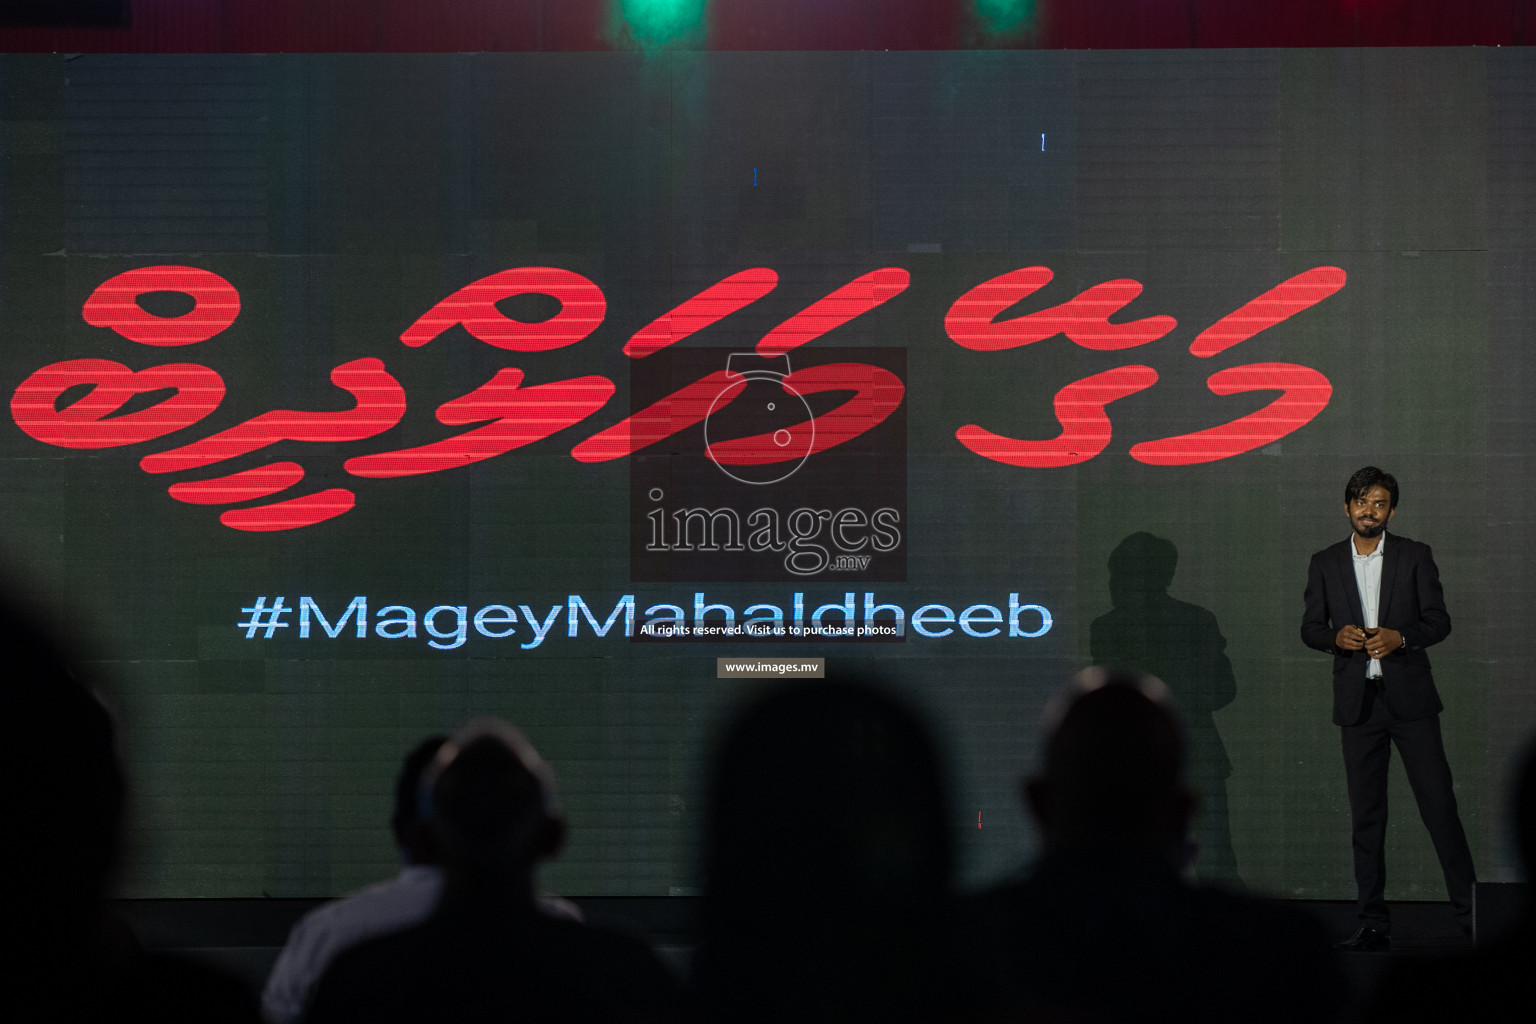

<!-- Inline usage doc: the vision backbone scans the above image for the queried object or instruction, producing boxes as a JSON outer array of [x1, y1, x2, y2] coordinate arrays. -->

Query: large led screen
[[1, 49, 1531, 899]]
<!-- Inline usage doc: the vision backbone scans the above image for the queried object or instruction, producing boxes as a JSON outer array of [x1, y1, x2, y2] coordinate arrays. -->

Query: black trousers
[[1340, 683, 1475, 931]]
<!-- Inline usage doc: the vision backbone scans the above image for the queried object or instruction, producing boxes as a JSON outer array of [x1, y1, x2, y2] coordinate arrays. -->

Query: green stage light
[[974, 0, 1036, 35], [616, 0, 708, 48]]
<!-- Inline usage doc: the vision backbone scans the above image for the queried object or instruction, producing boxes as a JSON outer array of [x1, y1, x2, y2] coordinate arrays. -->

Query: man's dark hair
[[1345, 466, 1399, 508]]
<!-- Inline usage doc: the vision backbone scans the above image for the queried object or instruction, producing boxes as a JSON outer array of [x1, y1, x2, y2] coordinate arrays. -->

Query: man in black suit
[[1301, 466, 1475, 950]]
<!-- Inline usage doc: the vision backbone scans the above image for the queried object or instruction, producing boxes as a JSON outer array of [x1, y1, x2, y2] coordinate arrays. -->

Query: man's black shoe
[[1336, 927, 1391, 952]]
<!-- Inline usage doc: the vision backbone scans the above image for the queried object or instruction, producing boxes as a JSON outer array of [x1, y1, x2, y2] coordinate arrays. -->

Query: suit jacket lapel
[[1378, 534, 1400, 626], [1335, 541, 1366, 627]]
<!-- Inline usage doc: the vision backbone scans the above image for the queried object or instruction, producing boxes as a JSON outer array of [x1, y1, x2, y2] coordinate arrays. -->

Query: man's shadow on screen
[[1089, 532, 1241, 884]]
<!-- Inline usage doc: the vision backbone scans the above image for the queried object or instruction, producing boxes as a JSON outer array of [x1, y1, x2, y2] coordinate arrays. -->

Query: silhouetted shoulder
[[135, 951, 263, 1023], [14, 947, 260, 1023], [309, 913, 682, 1024], [969, 856, 1346, 1024]]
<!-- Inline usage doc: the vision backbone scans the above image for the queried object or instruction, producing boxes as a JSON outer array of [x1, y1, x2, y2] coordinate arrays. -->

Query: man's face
[[1346, 484, 1395, 539]]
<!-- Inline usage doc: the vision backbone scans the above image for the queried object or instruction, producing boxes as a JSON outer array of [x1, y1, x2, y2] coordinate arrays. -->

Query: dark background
[[1, 46, 1532, 903], [1, 0, 1533, 51]]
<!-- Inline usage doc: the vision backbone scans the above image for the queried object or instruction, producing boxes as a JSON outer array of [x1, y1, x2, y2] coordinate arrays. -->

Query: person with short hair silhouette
[[2, 594, 258, 1022], [262, 733, 581, 1022], [971, 669, 1346, 1023], [691, 677, 972, 1024], [306, 718, 681, 1024]]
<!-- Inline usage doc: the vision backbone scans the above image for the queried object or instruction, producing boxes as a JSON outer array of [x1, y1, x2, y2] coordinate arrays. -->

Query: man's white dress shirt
[[1350, 531, 1385, 680]]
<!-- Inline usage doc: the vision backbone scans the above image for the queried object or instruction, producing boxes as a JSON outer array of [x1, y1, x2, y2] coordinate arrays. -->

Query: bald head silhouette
[[422, 719, 564, 883]]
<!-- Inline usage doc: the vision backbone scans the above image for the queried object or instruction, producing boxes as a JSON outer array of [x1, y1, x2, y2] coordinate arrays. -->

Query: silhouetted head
[[0, 597, 124, 931], [1107, 532, 1178, 604], [698, 677, 954, 1023], [391, 734, 448, 865], [1027, 668, 1193, 860], [420, 719, 564, 882], [704, 677, 952, 911]]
